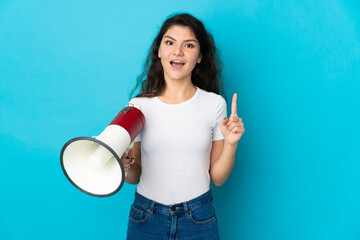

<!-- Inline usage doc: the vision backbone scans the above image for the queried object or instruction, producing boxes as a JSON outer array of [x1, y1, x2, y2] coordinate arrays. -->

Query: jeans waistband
[[134, 189, 214, 214]]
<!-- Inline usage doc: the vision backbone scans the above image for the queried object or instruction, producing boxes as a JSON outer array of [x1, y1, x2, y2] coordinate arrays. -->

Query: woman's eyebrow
[[163, 35, 198, 43]]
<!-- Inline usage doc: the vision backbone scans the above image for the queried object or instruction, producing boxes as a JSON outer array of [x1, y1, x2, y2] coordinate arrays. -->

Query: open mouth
[[170, 60, 185, 68]]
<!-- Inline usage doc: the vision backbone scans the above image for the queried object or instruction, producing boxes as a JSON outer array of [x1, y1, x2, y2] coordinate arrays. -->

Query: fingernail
[[224, 117, 228, 120]]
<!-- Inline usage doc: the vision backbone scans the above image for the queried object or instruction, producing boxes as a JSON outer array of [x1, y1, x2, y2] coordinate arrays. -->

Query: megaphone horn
[[60, 105, 145, 197]]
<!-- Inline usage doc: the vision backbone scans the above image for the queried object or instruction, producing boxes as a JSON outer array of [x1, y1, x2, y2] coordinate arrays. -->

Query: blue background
[[1, 0, 359, 239]]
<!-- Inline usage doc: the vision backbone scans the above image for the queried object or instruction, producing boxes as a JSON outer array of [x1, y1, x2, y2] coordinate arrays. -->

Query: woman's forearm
[[210, 141, 237, 186]]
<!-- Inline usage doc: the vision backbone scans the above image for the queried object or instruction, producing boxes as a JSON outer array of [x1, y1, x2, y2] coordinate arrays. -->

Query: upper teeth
[[173, 61, 182, 63]]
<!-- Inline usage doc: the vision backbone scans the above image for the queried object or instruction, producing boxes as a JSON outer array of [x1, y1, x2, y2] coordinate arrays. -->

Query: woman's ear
[[158, 49, 161, 58], [197, 53, 202, 64]]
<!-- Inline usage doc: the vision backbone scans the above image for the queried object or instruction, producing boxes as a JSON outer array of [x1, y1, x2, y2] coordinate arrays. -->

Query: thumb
[[220, 117, 229, 127]]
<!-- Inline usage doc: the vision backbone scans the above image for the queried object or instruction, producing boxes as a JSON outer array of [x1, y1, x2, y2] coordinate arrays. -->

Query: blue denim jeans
[[126, 189, 220, 240]]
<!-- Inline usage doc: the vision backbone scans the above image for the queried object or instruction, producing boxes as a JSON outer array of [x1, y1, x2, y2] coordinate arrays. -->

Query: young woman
[[122, 13, 245, 240]]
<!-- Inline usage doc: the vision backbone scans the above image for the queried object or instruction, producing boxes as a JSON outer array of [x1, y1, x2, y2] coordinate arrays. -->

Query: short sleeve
[[213, 96, 227, 141], [133, 134, 141, 142]]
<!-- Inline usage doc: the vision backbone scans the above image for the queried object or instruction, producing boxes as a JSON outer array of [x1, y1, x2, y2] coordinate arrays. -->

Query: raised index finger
[[231, 92, 237, 116]]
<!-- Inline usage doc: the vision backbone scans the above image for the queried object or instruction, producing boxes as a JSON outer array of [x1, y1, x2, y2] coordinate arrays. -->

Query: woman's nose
[[173, 44, 184, 56]]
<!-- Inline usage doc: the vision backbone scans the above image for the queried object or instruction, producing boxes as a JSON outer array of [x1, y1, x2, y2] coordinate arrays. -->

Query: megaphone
[[60, 105, 145, 197]]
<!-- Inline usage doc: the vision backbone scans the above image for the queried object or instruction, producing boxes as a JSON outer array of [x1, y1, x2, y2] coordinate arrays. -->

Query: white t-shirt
[[129, 87, 227, 205]]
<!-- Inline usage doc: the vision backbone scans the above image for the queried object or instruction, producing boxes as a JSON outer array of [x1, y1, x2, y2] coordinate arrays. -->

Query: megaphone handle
[[125, 142, 134, 154], [124, 142, 135, 177]]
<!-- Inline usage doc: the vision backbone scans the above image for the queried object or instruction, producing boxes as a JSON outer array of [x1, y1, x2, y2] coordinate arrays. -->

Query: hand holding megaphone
[[121, 142, 135, 176], [60, 105, 145, 197]]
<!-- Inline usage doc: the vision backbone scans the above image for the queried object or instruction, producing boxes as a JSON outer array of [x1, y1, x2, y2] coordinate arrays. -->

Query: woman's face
[[158, 25, 202, 84]]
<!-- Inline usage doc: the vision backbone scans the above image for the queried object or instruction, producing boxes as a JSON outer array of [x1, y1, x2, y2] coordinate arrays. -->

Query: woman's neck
[[158, 81, 197, 104]]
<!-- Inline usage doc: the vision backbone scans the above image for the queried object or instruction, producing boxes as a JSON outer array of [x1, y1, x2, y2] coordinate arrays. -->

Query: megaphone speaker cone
[[60, 137, 125, 197]]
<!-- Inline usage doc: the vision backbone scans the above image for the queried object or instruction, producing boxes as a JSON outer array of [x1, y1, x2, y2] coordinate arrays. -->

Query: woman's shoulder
[[129, 96, 154, 105], [197, 87, 226, 105]]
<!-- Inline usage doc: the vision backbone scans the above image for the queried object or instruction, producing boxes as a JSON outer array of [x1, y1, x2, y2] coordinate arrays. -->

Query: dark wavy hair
[[130, 13, 224, 98]]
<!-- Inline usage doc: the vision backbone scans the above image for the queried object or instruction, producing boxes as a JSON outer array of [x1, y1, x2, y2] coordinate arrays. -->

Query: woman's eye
[[185, 44, 194, 48], [165, 40, 173, 45]]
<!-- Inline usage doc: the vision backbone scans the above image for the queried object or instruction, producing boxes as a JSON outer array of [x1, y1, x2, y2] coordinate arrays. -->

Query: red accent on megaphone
[[109, 106, 145, 142]]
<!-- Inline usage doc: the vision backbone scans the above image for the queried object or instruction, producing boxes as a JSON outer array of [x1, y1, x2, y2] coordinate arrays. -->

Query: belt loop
[[148, 201, 155, 215], [210, 187, 214, 201], [183, 202, 189, 216]]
